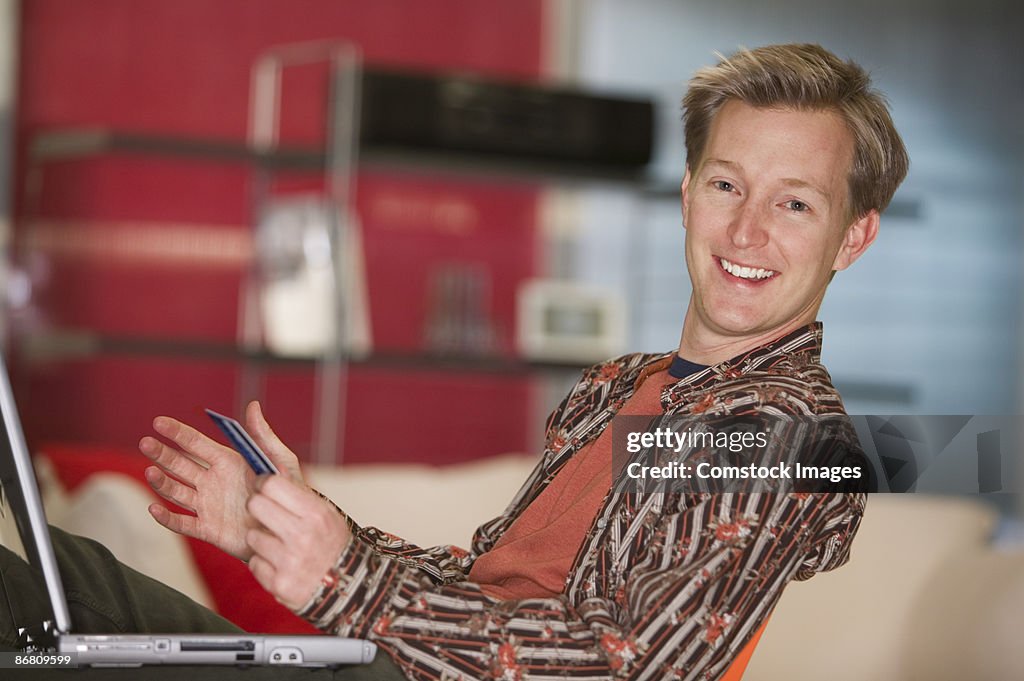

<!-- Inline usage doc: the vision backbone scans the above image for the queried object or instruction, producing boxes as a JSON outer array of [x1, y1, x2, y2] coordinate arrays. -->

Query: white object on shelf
[[258, 196, 371, 358], [517, 278, 625, 363]]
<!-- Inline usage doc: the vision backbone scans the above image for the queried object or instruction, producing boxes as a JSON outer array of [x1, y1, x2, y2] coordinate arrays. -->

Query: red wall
[[18, 0, 543, 136], [13, 0, 546, 464]]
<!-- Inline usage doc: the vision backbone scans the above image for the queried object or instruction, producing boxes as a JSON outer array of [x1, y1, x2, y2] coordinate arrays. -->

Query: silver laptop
[[0, 359, 376, 668]]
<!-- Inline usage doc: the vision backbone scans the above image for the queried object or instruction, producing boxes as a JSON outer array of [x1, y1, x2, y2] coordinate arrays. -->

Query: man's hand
[[245, 475, 353, 611], [139, 400, 304, 561]]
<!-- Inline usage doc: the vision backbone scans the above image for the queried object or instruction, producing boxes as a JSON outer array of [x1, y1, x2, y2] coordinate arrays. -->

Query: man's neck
[[676, 307, 817, 366]]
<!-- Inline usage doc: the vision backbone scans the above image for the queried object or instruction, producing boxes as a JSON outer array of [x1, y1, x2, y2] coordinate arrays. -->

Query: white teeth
[[719, 257, 776, 280]]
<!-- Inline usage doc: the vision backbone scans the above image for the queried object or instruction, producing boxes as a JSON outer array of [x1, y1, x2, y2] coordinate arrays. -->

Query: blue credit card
[[205, 409, 279, 475]]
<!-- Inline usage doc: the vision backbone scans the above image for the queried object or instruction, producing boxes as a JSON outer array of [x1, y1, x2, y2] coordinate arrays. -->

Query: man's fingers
[[144, 466, 197, 512], [148, 503, 200, 539], [247, 528, 326, 610], [248, 554, 276, 594], [152, 416, 232, 465], [245, 401, 286, 453], [255, 475, 320, 517], [139, 435, 207, 485], [246, 528, 286, 568], [243, 478, 353, 610], [245, 401, 301, 479], [246, 489, 302, 539]]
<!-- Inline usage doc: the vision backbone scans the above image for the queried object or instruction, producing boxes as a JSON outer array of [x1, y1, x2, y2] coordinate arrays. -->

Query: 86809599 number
[[2, 653, 77, 668]]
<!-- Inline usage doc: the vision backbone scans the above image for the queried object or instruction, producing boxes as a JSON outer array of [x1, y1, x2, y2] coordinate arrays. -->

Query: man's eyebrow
[[701, 158, 739, 172], [780, 178, 832, 202]]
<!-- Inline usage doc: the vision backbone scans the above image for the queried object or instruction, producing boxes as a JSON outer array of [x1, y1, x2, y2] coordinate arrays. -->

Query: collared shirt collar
[[632, 322, 825, 400]]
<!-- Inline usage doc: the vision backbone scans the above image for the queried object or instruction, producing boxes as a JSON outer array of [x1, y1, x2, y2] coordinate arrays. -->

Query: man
[[6, 43, 909, 680], [141, 43, 907, 679]]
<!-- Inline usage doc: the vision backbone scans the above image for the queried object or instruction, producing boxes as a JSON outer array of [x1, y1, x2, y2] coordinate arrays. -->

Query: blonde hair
[[683, 44, 909, 218]]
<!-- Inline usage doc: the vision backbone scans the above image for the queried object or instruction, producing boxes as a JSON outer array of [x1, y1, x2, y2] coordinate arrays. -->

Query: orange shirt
[[468, 368, 677, 600]]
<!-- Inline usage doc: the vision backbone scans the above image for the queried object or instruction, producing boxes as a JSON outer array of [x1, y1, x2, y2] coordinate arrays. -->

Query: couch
[[37, 448, 1024, 680]]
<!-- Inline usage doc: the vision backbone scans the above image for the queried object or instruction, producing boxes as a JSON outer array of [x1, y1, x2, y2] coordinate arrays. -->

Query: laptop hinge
[[17, 619, 58, 652], [2, 565, 58, 652]]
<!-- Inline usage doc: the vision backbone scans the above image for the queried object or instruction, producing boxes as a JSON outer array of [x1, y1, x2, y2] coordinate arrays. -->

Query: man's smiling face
[[680, 100, 879, 356]]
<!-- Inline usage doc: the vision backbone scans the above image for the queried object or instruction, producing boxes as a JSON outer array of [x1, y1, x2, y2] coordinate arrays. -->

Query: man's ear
[[680, 166, 693, 228], [832, 209, 880, 272]]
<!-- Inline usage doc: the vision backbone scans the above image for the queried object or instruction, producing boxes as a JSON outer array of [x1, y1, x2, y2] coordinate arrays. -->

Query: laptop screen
[[0, 358, 73, 635]]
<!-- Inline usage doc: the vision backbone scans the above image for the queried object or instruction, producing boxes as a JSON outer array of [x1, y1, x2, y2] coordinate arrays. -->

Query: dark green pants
[[0, 526, 406, 680]]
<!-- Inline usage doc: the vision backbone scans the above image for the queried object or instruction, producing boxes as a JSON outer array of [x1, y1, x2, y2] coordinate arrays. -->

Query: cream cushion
[[744, 495, 1010, 680], [306, 454, 539, 548]]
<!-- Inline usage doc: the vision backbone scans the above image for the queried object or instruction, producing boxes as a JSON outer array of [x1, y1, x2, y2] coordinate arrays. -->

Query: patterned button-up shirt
[[298, 323, 865, 680]]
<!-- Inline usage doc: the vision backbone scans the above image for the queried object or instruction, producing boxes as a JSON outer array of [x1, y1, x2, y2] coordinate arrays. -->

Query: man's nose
[[727, 201, 769, 249]]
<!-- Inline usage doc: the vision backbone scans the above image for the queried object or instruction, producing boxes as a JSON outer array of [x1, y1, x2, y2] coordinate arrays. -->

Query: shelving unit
[[20, 124, 660, 381]]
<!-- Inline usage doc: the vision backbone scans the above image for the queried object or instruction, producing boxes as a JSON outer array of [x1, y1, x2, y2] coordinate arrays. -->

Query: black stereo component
[[359, 69, 654, 170]]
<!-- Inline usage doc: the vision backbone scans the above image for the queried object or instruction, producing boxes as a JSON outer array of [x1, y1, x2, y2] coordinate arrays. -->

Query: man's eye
[[713, 180, 735, 192], [785, 200, 810, 212]]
